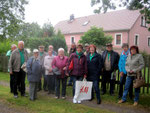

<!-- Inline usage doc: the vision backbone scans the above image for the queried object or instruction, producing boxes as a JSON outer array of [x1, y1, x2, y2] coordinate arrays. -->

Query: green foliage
[[0, 0, 28, 39], [79, 27, 113, 47], [91, 0, 150, 31], [25, 36, 67, 52], [0, 39, 17, 54]]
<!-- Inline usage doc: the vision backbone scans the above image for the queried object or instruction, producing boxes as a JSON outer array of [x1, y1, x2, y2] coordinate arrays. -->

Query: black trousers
[[102, 71, 115, 94], [118, 74, 133, 98], [46, 75, 55, 94], [55, 77, 67, 97], [10, 74, 14, 93], [13, 69, 26, 95]]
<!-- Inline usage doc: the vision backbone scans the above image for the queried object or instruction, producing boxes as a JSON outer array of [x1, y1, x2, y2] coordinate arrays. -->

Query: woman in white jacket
[[44, 49, 55, 94]]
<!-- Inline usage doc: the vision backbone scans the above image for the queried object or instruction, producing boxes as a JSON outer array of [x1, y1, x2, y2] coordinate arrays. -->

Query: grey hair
[[11, 44, 17, 48], [18, 41, 24, 45], [58, 48, 64, 52]]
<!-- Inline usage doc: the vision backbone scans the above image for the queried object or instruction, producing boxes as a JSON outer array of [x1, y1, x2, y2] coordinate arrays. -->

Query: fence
[[0, 55, 150, 94]]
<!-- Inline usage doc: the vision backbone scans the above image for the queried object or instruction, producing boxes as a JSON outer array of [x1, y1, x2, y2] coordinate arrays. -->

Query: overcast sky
[[25, 0, 125, 27]]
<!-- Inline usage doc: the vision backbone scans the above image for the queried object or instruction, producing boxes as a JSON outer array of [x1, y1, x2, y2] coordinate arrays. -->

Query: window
[[148, 37, 150, 47], [141, 16, 147, 27], [134, 34, 139, 46], [115, 34, 122, 45], [71, 36, 75, 44], [82, 21, 89, 26]]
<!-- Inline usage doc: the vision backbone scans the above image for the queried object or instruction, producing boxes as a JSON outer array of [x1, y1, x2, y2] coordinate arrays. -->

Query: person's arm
[[98, 54, 103, 74], [8, 52, 14, 74], [132, 54, 145, 73], [84, 56, 88, 78], [125, 56, 130, 73], [52, 57, 56, 69], [26, 58, 32, 75], [44, 57, 50, 70], [118, 54, 123, 72]]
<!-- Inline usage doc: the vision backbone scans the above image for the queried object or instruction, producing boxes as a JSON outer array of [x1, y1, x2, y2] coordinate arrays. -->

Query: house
[[55, 9, 150, 54]]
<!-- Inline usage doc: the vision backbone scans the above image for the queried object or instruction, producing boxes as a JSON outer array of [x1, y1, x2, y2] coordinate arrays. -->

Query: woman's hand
[[120, 72, 124, 77], [63, 67, 66, 70]]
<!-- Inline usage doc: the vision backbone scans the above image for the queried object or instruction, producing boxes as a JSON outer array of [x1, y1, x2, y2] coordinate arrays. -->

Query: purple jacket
[[68, 52, 87, 77], [52, 56, 68, 78]]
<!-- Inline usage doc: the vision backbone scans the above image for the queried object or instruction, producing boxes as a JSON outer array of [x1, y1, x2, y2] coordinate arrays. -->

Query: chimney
[[70, 14, 74, 21]]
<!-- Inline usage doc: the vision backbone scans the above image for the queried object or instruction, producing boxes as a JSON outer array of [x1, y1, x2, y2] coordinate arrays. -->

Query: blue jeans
[[122, 76, 140, 102], [72, 76, 83, 96]]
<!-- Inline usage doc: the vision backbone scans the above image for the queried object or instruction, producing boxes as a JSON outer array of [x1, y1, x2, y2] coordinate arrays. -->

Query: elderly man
[[6, 44, 17, 93], [84, 43, 90, 56], [37, 45, 48, 91], [101, 43, 119, 96], [9, 41, 28, 98], [49, 45, 57, 56]]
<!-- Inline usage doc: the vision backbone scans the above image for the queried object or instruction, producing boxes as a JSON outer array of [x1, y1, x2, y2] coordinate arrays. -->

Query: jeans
[[122, 76, 140, 102], [55, 77, 67, 97], [72, 76, 83, 96], [13, 69, 26, 95], [102, 71, 114, 94], [119, 74, 133, 98], [29, 82, 38, 100], [88, 79, 101, 101], [46, 75, 55, 93], [68, 76, 73, 85]]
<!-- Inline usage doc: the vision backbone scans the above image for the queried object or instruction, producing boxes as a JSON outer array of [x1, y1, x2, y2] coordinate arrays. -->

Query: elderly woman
[[27, 49, 42, 101], [118, 46, 144, 106], [52, 48, 68, 99], [68, 44, 87, 104], [87, 45, 103, 104], [44, 49, 55, 94]]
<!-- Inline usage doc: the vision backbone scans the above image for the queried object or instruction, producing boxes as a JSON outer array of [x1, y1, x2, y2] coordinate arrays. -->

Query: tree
[[91, 0, 150, 30], [79, 27, 113, 47], [0, 0, 28, 40], [42, 21, 55, 37]]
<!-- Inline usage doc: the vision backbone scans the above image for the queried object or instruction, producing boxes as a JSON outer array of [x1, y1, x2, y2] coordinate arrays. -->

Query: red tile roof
[[55, 9, 140, 34]]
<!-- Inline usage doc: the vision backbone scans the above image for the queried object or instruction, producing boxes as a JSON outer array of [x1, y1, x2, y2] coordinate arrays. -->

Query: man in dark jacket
[[67, 43, 76, 86], [101, 43, 119, 95]]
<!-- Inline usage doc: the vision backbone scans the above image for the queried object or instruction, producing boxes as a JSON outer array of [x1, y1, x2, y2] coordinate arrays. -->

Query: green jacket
[[9, 48, 28, 72], [125, 54, 144, 76]]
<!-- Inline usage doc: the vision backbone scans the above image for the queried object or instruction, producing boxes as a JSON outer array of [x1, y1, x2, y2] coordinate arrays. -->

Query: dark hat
[[106, 43, 113, 46], [39, 45, 45, 48]]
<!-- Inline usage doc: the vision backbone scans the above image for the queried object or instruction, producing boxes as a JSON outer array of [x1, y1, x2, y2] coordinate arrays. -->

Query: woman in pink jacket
[[52, 48, 68, 99]]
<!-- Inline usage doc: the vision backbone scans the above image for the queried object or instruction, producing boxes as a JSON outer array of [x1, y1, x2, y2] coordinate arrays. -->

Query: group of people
[[7, 40, 144, 106]]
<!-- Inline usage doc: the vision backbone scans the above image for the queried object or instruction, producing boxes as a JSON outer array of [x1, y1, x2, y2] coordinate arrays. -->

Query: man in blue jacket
[[118, 43, 133, 99]]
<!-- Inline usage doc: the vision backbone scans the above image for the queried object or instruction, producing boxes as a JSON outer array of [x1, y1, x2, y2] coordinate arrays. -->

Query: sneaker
[[21, 94, 28, 97], [55, 96, 59, 99], [133, 102, 138, 106], [118, 100, 125, 104], [62, 96, 66, 99], [77, 100, 81, 104], [14, 95, 18, 98], [73, 98, 77, 104]]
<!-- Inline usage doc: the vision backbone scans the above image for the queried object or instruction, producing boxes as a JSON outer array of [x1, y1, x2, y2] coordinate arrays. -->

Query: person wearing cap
[[37, 45, 48, 91], [118, 43, 133, 99], [118, 46, 144, 106], [27, 49, 42, 101], [6, 44, 17, 93], [84, 43, 90, 56], [67, 44, 87, 104], [67, 43, 76, 86], [9, 41, 28, 98], [101, 43, 119, 96]]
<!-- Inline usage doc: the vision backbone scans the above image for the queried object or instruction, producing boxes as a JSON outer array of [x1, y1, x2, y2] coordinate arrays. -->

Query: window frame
[[134, 34, 139, 46], [148, 36, 150, 47], [70, 36, 75, 44], [115, 33, 122, 46]]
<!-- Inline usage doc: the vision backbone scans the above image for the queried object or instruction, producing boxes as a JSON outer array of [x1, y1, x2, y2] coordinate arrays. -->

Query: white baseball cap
[[33, 49, 39, 53]]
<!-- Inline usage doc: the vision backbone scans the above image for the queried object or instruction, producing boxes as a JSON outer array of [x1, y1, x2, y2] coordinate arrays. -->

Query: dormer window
[[82, 21, 89, 26], [141, 16, 147, 27]]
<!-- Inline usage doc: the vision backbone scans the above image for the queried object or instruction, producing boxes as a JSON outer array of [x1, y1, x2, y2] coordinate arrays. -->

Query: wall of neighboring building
[[129, 15, 150, 54]]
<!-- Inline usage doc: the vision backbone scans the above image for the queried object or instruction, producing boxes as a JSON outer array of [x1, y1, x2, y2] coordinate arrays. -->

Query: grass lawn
[[0, 72, 150, 113]]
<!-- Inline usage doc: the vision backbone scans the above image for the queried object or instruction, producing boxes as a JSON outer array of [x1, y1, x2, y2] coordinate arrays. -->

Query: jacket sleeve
[[27, 58, 32, 75], [84, 56, 88, 75], [114, 52, 119, 70], [132, 54, 145, 73], [44, 57, 50, 70], [98, 54, 103, 74], [118, 54, 123, 72], [66, 54, 73, 70], [125, 56, 130, 72], [8, 52, 14, 73], [52, 57, 56, 69]]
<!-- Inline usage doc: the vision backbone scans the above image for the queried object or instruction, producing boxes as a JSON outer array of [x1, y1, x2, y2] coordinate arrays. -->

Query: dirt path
[[0, 81, 150, 113]]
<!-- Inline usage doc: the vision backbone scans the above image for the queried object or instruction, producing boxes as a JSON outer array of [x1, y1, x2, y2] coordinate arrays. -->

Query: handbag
[[52, 67, 61, 76], [133, 72, 146, 88]]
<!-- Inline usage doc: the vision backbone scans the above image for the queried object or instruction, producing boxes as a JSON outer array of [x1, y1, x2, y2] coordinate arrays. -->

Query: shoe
[[97, 99, 101, 104], [21, 94, 28, 97], [14, 95, 18, 98], [118, 100, 125, 104], [62, 96, 66, 99], [133, 102, 138, 106], [55, 96, 59, 99], [102, 92, 106, 95], [73, 98, 77, 104], [78, 100, 81, 104]]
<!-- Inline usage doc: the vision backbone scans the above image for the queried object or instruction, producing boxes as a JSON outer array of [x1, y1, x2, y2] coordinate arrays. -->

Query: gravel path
[[0, 81, 150, 113]]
